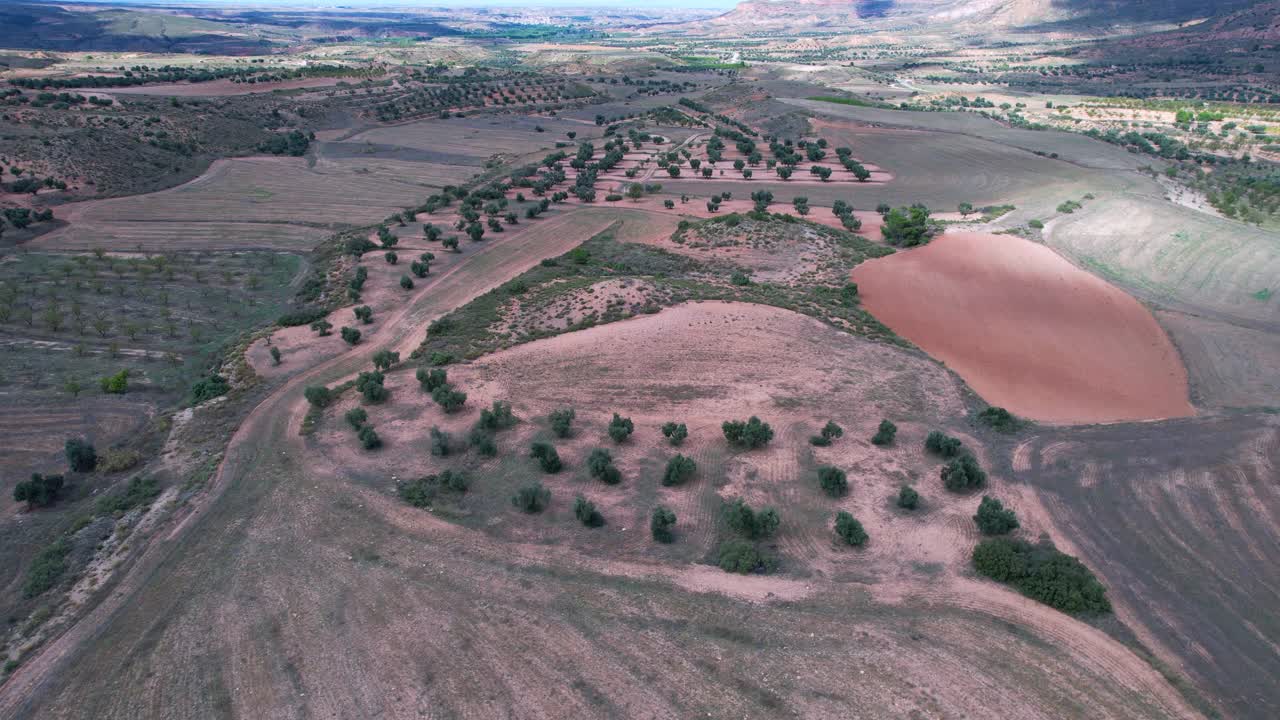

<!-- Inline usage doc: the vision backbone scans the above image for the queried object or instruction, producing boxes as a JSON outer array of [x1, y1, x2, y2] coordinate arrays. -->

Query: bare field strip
[[854, 232, 1192, 423], [347, 116, 591, 157], [1020, 416, 1280, 720]]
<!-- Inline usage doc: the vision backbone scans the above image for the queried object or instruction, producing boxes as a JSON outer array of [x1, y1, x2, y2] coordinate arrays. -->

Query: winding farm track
[[0, 207, 623, 717]]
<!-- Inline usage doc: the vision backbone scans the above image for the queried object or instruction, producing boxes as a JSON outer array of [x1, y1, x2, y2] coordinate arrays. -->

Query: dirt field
[[853, 231, 1193, 423], [1017, 415, 1280, 720], [32, 156, 434, 252]]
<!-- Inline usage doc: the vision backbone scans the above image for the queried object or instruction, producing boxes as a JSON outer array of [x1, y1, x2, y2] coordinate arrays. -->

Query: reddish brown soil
[[853, 232, 1193, 424]]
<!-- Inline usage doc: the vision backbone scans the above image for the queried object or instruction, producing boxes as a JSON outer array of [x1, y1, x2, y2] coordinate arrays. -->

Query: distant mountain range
[[707, 0, 1269, 31]]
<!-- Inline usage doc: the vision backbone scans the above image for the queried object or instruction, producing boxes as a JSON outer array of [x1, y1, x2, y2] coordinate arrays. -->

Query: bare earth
[[853, 231, 1194, 423]]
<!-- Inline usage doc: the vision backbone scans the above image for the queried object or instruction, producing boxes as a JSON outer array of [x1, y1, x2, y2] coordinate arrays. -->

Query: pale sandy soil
[[853, 231, 1194, 424]]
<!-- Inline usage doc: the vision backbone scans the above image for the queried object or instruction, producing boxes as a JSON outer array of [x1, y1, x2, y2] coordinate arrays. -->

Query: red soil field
[[852, 232, 1193, 424]]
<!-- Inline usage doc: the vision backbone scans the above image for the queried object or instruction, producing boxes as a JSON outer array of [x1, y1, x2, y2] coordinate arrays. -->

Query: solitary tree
[[662, 454, 696, 487], [549, 407, 575, 437], [723, 416, 774, 449], [834, 511, 868, 546], [574, 495, 605, 527], [897, 485, 920, 510], [529, 442, 563, 473], [817, 466, 849, 497], [974, 496, 1019, 535], [871, 420, 897, 446], [607, 413, 634, 443], [661, 421, 688, 446], [651, 505, 677, 543], [512, 482, 551, 513]]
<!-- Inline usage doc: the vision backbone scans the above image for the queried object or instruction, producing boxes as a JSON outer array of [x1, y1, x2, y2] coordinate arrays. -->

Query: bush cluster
[[973, 537, 1111, 614], [723, 416, 774, 449]]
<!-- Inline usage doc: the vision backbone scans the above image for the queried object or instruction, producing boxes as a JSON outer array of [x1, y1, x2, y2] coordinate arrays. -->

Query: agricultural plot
[[1044, 190, 1280, 326], [347, 115, 594, 159], [853, 231, 1193, 424], [785, 99, 1158, 172], [33, 157, 432, 252], [0, 249, 302, 461], [1017, 416, 1280, 720]]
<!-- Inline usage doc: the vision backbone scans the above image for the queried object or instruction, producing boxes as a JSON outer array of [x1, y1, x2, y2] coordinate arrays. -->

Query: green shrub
[[304, 385, 332, 407], [651, 505, 677, 543], [65, 437, 97, 472], [897, 485, 920, 510], [476, 401, 516, 431], [372, 349, 400, 371], [809, 420, 843, 446], [974, 496, 1019, 535], [871, 419, 897, 446], [469, 427, 497, 457], [14, 473, 64, 509], [512, 482, 551, 513], [98, 449, 140, 473], [723, 416, 774, 449], [417, 367, 447, 391], [431, 384, 467, 412], [583, 447, 620, 484], [95, 475, 160, 515], [345, 407, 368, 429], [925, 430, 963, 457], [607, 413, 634, 443], [356, 371, 389, 404], [941, 453, 987, 492], [574, 495, 605, 527], [661, 421, 688, 446], [340, 326, 362, 345], [399, 470, 468, 507], [549, 407, 575, 438], [358, 424, 382, 450], [973, 537, 1110, 614], [1028, 219, 1044, 229], [717, 539, 776, 574], [22, 538, 71, 598], [723, 498, 780, 539], [834, 511, 868, 546], [529, 442, 562, 473], [277, 308, 328, 327], [430, 427, 451, 457], [977, 406, 1021, 433], [100, 369, 129, 394], [189, 375, 230, 403], [817, 466, 848, 497], [662, 454, 697, 487]]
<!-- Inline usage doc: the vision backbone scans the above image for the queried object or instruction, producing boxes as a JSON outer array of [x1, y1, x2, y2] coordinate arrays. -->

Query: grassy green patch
[[1253, 288, 1273, 301], [807, 95, 878, 108]]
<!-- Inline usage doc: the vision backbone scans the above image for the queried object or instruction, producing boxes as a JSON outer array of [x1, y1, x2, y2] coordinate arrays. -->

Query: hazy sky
[[111, 0, 738, 9]]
